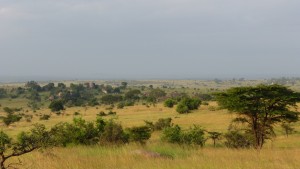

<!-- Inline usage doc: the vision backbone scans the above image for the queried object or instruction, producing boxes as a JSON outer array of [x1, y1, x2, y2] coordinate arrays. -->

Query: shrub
[[101, 95, 123, 105], [124, 101, 134, 106], [100, 120, 129, 144], [176, 104, 189, 114], [162, 125, 206, 146], [164, 99, 176, 108], [162, 125, 182, 143], [97, 111, 106, 116], [117, 102, 125, 109], [107, 111, 116, 116], [40, 114, 51, 120], [2, 114, 22, 126], [181, 125, 206, 146], [50, 118, 99, 146], [88, 98, 99, 106], [3, 107, 13, 114], [117, 101, 134, 109], [176, 98, 201, 114], [155, 118, 172, 130], [74, 112, 80, 116], [49, 100, 64, 112], [145, 118, 173, 131], [224, 130, 252, 149], [127, 126, 151, 144]]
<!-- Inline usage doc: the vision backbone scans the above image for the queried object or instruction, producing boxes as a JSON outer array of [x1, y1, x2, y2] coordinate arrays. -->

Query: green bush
[[3, 107, 13, 114], [181, 125, 206, 146], [117, 101, 135, 109], [162, 125, 206, 146], [49, 100, 64, 112], [2, 114, 22, 126], [162, 125, 182, 143], [50, 118, 99, 146], [176, 98, 201, 114], [176, 104, 189, 114], [164, 99, 177, 108], [224, 130, 252, 149], [127, 126, 151, 144], [145, 118, 173, 131], [100, 120, 129, 144], [117, 102, 125, 109]]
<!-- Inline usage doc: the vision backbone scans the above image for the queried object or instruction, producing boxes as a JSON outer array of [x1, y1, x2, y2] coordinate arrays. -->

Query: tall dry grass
[[15, 144, 300, 169]]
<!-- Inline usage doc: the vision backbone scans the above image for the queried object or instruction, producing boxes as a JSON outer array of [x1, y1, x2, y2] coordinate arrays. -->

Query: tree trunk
[[0, 159, 5, 169]]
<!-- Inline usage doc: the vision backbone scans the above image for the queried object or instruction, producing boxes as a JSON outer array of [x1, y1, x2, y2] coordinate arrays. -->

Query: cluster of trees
[[0, 81, 217, 114]]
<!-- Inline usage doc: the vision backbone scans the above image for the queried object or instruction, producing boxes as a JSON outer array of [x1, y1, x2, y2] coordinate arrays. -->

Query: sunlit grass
[[1, 99, 300, 169], [15, 144, 300, 169]]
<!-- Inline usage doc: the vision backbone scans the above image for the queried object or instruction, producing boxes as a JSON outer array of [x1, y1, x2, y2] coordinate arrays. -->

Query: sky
[[0, 0, 300, 81]]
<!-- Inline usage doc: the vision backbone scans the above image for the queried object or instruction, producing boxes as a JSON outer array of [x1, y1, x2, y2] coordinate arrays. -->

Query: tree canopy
[[215, 84, 300, 149]]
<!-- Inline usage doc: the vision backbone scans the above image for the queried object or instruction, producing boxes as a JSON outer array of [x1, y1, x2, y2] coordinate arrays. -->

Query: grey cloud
[[0, 0, 300, 80]]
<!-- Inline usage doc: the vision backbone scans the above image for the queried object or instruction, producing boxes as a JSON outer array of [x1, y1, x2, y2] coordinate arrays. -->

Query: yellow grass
[[13, 144, 300, 169], [1, 101, 300, 169]]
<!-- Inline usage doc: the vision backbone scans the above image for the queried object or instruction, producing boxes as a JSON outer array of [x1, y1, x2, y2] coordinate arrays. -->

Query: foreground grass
[[14, 144, 300, 169], [1, 102, 300, 169]]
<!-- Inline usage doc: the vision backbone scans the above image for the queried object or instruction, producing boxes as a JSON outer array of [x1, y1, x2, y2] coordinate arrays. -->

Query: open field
[[1, 80, 300, 169], [1, 102, 300, 169], [15, 144, 300, 169]]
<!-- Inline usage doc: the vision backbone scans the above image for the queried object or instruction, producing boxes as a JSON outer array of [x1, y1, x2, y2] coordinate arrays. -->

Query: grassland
[[1, 79, 300, 169], [1, 102, 300, 169]]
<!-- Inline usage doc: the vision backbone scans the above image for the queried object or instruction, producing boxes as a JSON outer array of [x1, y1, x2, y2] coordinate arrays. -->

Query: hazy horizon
[[1, 0, 300, 81]]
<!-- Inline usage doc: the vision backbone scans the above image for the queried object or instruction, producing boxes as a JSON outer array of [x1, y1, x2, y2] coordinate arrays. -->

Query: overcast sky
[[0, 0, 300, 81]]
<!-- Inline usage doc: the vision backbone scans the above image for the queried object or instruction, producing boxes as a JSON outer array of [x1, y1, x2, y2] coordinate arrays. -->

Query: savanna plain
[[0, 79, 300, 169]]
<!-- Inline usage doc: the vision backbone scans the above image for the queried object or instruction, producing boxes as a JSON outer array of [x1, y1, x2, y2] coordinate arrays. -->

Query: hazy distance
[[1, 0, 300, 82]]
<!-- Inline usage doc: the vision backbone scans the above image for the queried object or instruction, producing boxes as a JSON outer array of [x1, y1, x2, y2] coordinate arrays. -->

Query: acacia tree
[[215, 84, 300, 149], [208, 131, 222, 147], [0, 124, 52, 169]]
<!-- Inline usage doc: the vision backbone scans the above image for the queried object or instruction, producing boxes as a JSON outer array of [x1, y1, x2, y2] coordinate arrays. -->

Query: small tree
[[121, 82, 128, 89], [208, 131, 222, 147], [49, 100, 64, 112], [0, 124, 52, 169], [281, 123, 295, 138]]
